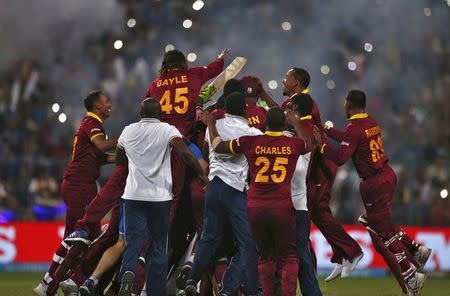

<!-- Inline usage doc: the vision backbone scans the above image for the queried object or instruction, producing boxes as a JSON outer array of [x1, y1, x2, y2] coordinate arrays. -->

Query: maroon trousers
[[308, 159, 362, 264], [248, 206, 298, 296], [360, 166, 415, 275]]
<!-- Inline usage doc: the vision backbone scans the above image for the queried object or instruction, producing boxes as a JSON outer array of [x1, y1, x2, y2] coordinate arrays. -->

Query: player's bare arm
[[115, 147, 128, 167], [170, 137, 207, 184], [92, 135, 118, 152], [286, 110, 313, 152]]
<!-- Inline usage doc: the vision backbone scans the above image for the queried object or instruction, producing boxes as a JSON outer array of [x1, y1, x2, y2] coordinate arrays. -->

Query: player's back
[[146, 59, 224, 139], [64, 115, 105, 183], [246, 102, 267, 132], [239, 133, 306, 208], [350, 115, 389, 178]]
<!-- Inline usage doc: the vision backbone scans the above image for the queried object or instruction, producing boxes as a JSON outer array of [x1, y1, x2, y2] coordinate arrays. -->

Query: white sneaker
[[325, 263, 343, 282], [60, 278, 79, 296], [33, 282, 58, 296], [341, 253, 364, 278], [407, 272, 426, 296]]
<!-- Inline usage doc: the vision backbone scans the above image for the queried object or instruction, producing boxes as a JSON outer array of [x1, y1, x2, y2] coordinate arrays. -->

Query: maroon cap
[[239, 75, 262, 98]]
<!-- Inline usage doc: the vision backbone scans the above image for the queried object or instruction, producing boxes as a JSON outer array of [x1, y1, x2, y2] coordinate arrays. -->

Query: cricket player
[[259, 68, 363, 280], [33, 90, 117, 296], [316, 90, 431, 296], [203, 106, 313, 296]]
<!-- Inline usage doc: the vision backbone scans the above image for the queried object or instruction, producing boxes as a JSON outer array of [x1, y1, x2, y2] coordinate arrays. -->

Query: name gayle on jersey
[[156, 75, 188, 87], [255, 145, 292, 155]]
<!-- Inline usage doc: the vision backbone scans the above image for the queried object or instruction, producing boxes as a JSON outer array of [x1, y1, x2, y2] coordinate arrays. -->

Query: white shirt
[[206, 114, 262, 192], [118, 118, 182, 202], [285, 131, 310, 211]]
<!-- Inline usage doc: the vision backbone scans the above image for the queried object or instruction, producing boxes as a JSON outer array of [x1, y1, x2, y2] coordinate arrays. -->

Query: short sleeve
[[117, 126, 128, 149], [166, 125, 183, 142], [84, 119, 105, 142], [231, 136, 250, 154]]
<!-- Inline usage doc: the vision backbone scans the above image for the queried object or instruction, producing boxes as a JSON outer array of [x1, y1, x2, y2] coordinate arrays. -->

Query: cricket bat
[[199, 56, 247, 108]]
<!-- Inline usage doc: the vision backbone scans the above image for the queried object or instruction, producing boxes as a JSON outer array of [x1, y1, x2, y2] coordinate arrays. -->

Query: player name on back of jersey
[[364, 125, 381, 138], [255, 145, 292, 155], [156, 75, 188, 87]]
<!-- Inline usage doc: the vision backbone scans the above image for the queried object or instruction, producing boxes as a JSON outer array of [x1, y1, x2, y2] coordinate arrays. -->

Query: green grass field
[[1, 272, 448, 296]]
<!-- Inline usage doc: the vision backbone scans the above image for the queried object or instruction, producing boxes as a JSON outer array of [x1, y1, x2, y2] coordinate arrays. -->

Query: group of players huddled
[[33, 49, 431, 296]]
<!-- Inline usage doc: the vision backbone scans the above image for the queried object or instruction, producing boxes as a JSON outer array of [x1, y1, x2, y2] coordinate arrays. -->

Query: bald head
[[140, 97, 161, 119]]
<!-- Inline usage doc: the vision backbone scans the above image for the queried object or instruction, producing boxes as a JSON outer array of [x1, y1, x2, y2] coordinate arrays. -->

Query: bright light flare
[[114, 40, 123, 50], [58, 113, 67, 123], [187, 52, 197, 62], [441, 189, 448, 199], [281, 21, 292, 31], [192, 0, 204, 10], [127, 18, 136, 28], [348, 61, 357, 71], [268, 80, 278, 90], [52, 103, 60, 113], [327, 80, 335, 89], [320, 65, 330, 75], [183, 19, 193, 29]]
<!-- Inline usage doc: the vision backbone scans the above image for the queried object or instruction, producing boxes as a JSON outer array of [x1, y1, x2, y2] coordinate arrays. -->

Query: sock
[[89, 276, 99, 286]]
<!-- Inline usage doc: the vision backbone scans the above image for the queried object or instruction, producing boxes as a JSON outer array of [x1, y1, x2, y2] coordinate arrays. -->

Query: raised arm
[[325, 126, 346, 142], [314, 125, 359, 166]]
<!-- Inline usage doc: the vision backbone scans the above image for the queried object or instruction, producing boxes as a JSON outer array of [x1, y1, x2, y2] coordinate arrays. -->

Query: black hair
[[346, 90, 366, 109], [84, 90, 102, 111], [160, 50, 187, 76], [225, 92, 246, 116], [266, 107, 286, 131], [292, 67, 310, 88], [140, 97, 161, 119], [291, 93, 314, 117], [216, 79, 245, 109]]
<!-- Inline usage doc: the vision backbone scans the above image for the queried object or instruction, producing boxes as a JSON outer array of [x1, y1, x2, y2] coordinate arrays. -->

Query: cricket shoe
[[79, 278, 97, 296], [64, 230, 90, 245], [406, 272, 426, 296], [118, 271, 135, 296], [60, 278, 79, 296], [184, 279, 198, 296], [325, 263, 343, 282], [32, 282, 58, 296], [341, 252, 364, 278], [413, 246, 432, 271]]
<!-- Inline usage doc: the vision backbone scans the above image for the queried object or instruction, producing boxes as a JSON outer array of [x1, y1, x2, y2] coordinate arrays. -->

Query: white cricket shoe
[[60, 278, 79, 296], [341, 253, 364, 278], [406, 272, 426, 296], [325, 263, 343, 282], [413, 246, 432, 271], [33, 282, 58, 296]]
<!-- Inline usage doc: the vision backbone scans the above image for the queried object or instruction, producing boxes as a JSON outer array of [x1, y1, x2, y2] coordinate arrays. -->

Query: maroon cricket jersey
[[146, 58, 224, 139], [64, 112, 105, 183], [323, 113, 389, 179], [281, 95, 322, 129], [246, 101, 267, 132], [231, 132, 308, 208]]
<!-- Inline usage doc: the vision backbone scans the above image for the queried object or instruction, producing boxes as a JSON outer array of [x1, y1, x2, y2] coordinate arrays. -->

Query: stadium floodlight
[[114, 40, 123, 50], [268, 80, 278, 90], [187, 52, 197, 62], [348, 61, 357, 71], [441, 189, 448, 199], [52, 103, 60, 113], [424, 8, 432, 17], [281, 21, 292, 31], [192, 0, 204, 11], [320, 65, 330, 75], [183, 19, 193, 29], [58, 113, 67, 123], [364, 42, 373, 52], [127, 18, 136, 28], [327, 80, 335, 89], [165, 44, 175, 52]]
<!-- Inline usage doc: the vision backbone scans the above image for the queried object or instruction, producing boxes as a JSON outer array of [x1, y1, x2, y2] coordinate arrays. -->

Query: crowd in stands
[[0, 0, 448, 225]]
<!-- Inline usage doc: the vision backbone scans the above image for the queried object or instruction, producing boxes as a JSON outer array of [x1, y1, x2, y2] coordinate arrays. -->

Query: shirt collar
[[87, 112, 102, 123], [265, 131, 284, 136], [140, 118, 161, 123], [348, 113, 368, 120]]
